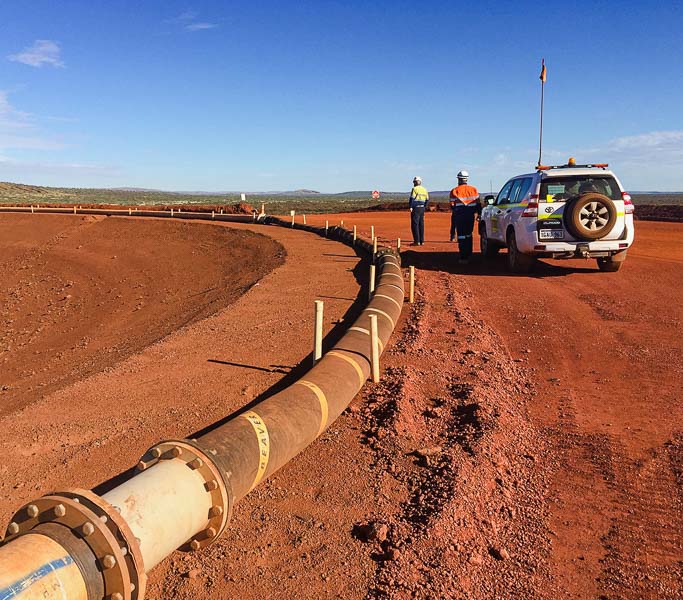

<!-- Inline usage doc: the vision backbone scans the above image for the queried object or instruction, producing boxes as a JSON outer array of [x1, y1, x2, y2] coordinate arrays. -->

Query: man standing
[[409, 176, 429, 246], [449, 170, 480, 262]]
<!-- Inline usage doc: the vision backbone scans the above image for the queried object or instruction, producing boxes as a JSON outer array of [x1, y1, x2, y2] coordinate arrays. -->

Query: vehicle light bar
[[536, 163, 609, 170]]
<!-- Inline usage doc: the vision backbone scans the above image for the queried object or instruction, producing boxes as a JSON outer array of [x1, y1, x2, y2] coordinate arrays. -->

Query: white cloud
[[0, 90, 31, 129], [8, 40, 64, 68], [186, 22, 218, 31], [166, 11, 218, 31], [605, 130, 683, 168], [0, 90, 65, 152]]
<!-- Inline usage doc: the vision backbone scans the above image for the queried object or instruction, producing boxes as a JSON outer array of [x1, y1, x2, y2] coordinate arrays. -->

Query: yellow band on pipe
[[241, 411, 270, 490], [373, 293, 402, 309], [348, 327, 384, 352], [364, 307, 395, 328], [327, 351, 365, 387], [295, 380, 328, 437]]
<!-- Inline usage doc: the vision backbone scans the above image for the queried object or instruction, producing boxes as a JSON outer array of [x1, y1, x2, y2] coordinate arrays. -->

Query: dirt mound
[[634, 204, 683, 222], [360, 202, 450, 213], [0, 201, 256, 214], [0, 214, 283, 413]]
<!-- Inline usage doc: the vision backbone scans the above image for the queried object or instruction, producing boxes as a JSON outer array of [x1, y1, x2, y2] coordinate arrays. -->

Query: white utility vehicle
[[479, 160, 635, 273]]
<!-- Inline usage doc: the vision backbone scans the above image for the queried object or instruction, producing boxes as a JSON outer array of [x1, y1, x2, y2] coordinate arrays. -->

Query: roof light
[[567, 157, 576, 166]]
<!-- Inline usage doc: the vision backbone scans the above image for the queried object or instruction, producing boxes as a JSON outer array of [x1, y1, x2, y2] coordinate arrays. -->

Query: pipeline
[[0, 204, 258, 223], [0, 212, 405, 600]]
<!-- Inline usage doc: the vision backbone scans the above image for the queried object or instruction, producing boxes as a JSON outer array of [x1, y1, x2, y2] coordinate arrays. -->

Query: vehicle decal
[[538, 211, 563, 220]]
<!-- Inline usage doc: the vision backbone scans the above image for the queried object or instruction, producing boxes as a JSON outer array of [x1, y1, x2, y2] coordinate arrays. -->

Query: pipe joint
[[2, 489, 146, 600], [136, 439, 233, 552]]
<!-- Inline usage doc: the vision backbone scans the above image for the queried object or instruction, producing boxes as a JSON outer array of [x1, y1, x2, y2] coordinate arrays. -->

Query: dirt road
[[1, 211, 681, 599]]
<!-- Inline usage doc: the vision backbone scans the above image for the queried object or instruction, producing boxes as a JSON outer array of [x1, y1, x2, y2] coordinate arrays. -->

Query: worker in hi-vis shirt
[[449, 170, 480, 263], [409, 176, 429, 245]]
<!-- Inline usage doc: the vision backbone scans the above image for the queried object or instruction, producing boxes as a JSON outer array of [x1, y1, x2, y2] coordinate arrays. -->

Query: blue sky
[[1, 0, 682, 192]]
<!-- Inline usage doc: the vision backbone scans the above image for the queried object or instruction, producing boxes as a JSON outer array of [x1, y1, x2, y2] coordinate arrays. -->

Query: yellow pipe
[[0, 533, 87, 600]]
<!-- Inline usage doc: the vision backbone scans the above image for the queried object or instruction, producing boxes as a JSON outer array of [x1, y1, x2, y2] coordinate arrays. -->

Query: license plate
[[539, 229, 564, 240]]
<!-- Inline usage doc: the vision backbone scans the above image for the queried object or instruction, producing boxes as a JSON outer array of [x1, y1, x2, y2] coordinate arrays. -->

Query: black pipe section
[[194, 218, 404, 502]]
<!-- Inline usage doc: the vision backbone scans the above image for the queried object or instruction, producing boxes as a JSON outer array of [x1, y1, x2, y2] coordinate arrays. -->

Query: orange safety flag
[[539, 58, 547, 83]]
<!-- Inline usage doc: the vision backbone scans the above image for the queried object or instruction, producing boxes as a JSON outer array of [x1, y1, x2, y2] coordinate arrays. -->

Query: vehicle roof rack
[[536, 163, 609, 171]]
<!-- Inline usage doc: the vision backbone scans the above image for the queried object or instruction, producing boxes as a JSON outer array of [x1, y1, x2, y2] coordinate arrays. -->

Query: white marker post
[[171, 208, 174, 217], [31, 205, 34, 214], [369, 264, 376, 301], [353, 225, 357, 245], [313, 300, 324, 366], [220, 208, 224, 214], [371, 225, 375, 240], [128, 208, 132, 215], [261, 203, 265, 216], [369, 314, 380, 383], [340, 220, 344, 229], [397, 237, 401, 250], [212, 210, 215, 219], [325, 220, 329, 236], [409, 266, 415, 304], [241, 193, 246, 203], [303, 214, 307, 225], [373, 236, 378, 262], [290, 210, 296, 227], [73, 206, 77, 214]]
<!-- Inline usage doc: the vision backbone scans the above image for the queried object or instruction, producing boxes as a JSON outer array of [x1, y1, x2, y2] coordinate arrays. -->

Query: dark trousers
[[450, 210, 457, 240], [453, 205, 478, 258], [410, 206, 425, 244]]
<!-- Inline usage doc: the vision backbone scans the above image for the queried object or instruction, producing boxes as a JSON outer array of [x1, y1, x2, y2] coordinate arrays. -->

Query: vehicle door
[[538, 175, 625, 242], [504, 177, 534, 239], [489, 180, 514, 243], [498, 178, 529, 237]]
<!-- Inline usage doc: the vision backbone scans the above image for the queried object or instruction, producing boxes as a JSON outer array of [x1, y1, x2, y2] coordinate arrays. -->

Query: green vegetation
[[1, 182, 681, 215]]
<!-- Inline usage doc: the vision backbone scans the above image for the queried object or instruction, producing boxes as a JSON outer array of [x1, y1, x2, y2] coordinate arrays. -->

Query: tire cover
[[565, 193, 617, 240]]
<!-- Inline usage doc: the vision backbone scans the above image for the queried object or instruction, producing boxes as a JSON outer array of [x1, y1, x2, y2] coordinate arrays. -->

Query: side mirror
[[485, 195, 495, 205]]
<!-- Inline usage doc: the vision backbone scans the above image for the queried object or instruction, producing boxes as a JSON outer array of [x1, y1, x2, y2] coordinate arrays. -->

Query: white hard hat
[[413, 176, 422, 185], [457, 170, 469, 180]]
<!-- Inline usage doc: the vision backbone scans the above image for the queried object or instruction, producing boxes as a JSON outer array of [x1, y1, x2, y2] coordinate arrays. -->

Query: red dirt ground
[[1, 211, 681, 599]]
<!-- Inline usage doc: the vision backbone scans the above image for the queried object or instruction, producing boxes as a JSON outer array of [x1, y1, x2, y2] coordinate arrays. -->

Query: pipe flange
[[3, 494, 134, 600], [136, 439, 232, 551], [59, 489, 147, 600]]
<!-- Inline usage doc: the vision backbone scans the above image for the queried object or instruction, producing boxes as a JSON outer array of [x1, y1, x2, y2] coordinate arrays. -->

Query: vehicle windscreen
[[540, 175, 621, 201]]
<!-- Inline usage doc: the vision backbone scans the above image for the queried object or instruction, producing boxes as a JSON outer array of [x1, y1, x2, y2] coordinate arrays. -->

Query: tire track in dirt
[[354, 268, 556, 598]]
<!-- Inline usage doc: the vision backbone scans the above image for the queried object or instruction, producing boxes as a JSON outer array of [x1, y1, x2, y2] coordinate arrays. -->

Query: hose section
[[0, 213, 404, 600]]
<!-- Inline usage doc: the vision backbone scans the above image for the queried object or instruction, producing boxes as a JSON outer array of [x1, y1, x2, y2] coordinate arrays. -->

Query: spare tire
[[565, 193, 617, 240]]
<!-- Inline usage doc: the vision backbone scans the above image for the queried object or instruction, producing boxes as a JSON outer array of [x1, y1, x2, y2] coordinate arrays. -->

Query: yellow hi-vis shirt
[[409, 185, 429, 208]]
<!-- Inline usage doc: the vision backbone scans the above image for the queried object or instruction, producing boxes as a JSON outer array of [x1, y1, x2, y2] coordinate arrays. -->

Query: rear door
[[538, 175, 625, 242], [537, 179, 569, 242], [502, 177, 533, 236]]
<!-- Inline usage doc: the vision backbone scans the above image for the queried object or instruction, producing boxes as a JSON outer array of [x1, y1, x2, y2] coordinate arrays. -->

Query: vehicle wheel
[[479, 223, 499, 258], [507, 229, 535, 273], [597, 250, 627, 272], [565, 193, 617, 240]]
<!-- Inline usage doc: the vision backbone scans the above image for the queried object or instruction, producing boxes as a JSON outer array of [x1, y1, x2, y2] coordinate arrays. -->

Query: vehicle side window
[[514, 178, 533, 203], [496, 181, 514, 205], [508, 179, 523, 204]]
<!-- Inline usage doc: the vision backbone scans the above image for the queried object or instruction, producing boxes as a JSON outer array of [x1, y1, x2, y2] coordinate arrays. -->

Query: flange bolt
[[26, 504, 40, 518], [101, 554, 116, 570], [53, 504, 66, 518]]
